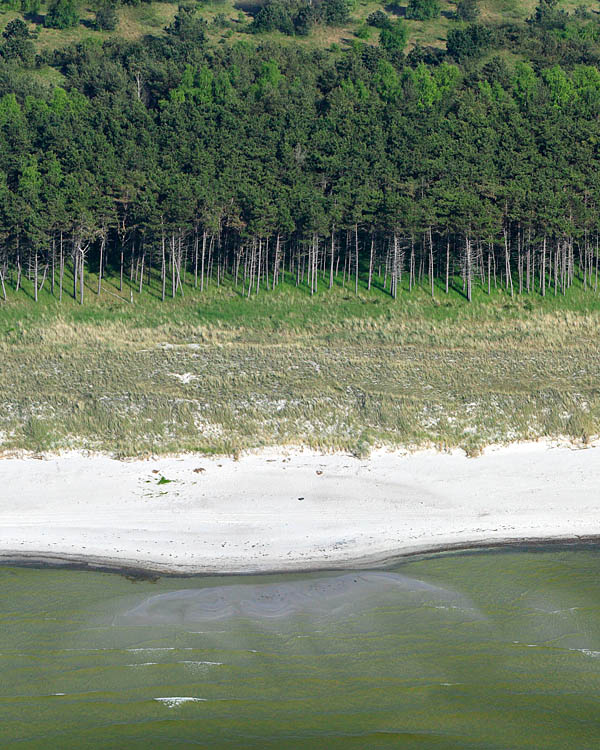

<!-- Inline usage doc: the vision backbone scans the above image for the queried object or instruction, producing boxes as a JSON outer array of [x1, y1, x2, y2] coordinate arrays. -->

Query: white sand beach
[[0, 441, 599, 574]]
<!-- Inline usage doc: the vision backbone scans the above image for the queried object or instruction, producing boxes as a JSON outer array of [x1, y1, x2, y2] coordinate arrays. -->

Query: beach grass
[[1, 266, 600, 457]]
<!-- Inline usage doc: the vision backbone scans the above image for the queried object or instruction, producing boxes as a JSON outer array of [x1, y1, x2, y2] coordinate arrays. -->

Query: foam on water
[[154, 697, 206, 708], [125, 647, 195, 652], [178, 660, 223, 665]]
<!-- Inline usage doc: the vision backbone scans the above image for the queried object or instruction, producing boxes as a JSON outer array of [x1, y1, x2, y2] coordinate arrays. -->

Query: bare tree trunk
[[79, 243, 85, 305], [119, 246, 124, 292], [130, 240, 135, 283], [517, 228, 523, 295], [392, 233, 398, 299], [59, 231, 64, 302], [503, 228, 513, 297], [248, 238, 256, 298], [97, 236, 105, 295], [273, 234, 280, 286], [256, 238, 262, 295], [174, 233, 184, 296], [235, 245, 241, 288], [73, 239, 77, 301], [429, 226, 434, 299], [312, 234, 318, 295], [526, 229, 531, 293], [168, 236, 173, 297], [354, 224, 359, 295], [465, 235, 472, 302], [207, 235, 214, 286], [15, 237, 21, 293], [37, 261, 48, 296], [329, 228, 335, 290], [51, 238, 55, 296], [178, 233, 185, 289], [594, 234, 598, 292], [368, 233, 374, 291], [445, 237, 450, 294], [264, 236, 270, 291], [194, 229, 199, 289], [541, 236, 546, 297], [161, 226, 166, 302], [139, 246, 145, 295], [200, 231, 207, 292]]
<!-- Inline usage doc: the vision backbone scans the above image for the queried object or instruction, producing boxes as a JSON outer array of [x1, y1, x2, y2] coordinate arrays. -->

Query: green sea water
[[2, 548, 600, 749]]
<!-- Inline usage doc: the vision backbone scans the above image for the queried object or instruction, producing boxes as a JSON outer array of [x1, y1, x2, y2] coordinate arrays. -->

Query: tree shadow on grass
[[233, 0, 262, 17], [23, 11, 45, 26], [385, 3, 406, 17]]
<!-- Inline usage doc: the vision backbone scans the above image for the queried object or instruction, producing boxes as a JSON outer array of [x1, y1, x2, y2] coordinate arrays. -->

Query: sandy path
[[0, 442, 598, 574]]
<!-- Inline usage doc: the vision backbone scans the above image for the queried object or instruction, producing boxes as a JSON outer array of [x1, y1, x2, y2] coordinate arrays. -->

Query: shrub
[[379, 19, 407, 53], [406, 43, 444, 66], [455, 0, 479, 22], [251, 0, 294, 33], [530, 0, 568, 29], [446, 23, 492, 59], [21, 0, 41, 14], [322, 0, 350, 25], [94, 2, 118, 30], [45, 0, 79, 28], [574, 4, 591, 19], [212, 12, 230, 28], [3, 18, 30, 40], [294, 5, 316, 35], [406, 0, 440, 21], [481, 55, 510, 85], [367, 10, 391, 29], [166, 5, 207, 42], [1, 19, 35, 66]]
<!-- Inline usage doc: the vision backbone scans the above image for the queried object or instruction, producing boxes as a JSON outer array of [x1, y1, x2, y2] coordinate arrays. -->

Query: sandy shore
[[1, 442, 599, 574]]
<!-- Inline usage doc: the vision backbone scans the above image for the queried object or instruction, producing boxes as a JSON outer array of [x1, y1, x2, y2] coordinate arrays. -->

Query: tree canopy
[[0, 1, 599, 304]]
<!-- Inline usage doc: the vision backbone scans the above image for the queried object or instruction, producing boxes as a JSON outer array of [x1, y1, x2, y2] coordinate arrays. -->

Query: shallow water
[[2, 548, 600, 748]]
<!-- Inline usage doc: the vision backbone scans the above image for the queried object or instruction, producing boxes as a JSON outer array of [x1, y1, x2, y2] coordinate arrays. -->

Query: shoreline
[[1, 441, 600, 576], [2, 535, 600, 578]]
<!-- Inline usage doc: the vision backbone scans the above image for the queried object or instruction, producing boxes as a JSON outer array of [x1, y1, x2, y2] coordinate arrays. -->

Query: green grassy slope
[[3, 0, 600, 58]]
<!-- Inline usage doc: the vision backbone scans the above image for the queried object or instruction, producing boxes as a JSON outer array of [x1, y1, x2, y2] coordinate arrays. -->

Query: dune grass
[[1, 266, 600, 457]]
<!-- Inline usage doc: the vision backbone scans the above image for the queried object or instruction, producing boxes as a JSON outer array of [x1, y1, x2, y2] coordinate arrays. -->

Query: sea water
[[2, 547, 600, 748]]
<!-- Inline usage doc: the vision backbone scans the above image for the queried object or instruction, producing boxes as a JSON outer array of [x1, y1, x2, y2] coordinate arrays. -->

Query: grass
[[3, 0, 597, 59], [2, 265, 600, 457]]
